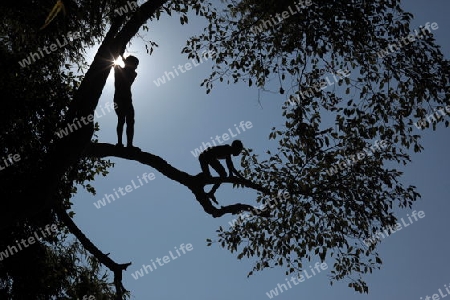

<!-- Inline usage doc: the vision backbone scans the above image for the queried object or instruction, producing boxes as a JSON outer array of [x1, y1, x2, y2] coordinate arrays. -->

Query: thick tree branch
[[85, 142, 270, 217]]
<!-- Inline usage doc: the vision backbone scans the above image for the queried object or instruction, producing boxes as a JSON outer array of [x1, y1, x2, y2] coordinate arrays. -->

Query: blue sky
[[72, 1, 450, 299]]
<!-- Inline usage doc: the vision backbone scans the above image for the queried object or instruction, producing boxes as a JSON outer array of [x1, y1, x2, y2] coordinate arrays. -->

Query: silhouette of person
[[114, 55, 139, 150], [199, 140, 244, 177]]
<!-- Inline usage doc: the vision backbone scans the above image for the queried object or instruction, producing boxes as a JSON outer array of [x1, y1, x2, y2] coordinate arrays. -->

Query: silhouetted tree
[[0, 0, 448, 298]]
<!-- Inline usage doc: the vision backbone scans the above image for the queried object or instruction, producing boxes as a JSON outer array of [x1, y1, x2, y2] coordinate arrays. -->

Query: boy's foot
[[127, 145, 141, 151], [116, 143, 124, 147]]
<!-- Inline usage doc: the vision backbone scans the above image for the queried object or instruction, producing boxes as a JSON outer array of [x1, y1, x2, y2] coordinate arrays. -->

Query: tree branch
[[55, 205, 131, 299], [112, 0, 170, 56], [85, 142, 270, 217]]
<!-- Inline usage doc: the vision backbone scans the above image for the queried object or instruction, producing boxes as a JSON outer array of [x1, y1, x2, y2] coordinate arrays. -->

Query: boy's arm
[[225, 155, 235, 177]]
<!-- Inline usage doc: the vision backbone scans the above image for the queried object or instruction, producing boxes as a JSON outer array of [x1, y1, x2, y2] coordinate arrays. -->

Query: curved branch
[[85, 142, 270, 217], [55, 205, 131, 299], [86, 143, 192, 186]]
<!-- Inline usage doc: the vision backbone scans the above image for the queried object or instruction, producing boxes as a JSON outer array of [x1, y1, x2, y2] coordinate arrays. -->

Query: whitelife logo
[[55, 101, 117, 139], [363, 210, 425, 247], [131, 243, 193, 280], [190, 121, 253, 158], [18, 31, 82, 68], [421, 282, 450, 300], [114, 0, 138, 16], [93, 172, 156, 209], [0, 153, 21, 171], [0, 224, 59, 261], [250, 0, 312, 34], [265, 262, 328, 298], [152, 50, 216, 87], [375, 22, 439, 58]]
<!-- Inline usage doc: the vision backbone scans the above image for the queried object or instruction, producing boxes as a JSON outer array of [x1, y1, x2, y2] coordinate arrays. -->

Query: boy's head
[[124, 55, 139, 69], [231, 140, 244, 156]]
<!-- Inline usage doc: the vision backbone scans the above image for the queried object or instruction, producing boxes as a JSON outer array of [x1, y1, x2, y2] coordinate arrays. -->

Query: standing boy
[[114, 55, 139, 150]]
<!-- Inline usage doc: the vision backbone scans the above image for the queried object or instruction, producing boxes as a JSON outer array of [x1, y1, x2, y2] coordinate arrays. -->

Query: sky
[[72, 1, 450, 299]]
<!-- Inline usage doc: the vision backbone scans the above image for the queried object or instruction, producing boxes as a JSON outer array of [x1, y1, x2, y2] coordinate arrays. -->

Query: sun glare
[[113, 56, 125, 68]]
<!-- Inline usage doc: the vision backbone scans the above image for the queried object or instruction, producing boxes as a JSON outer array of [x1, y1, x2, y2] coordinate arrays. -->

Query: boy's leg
[[199, 153, 211, 176], [125, 105, 139, 150], [210, 159, 227, 177], [115, 103, 125, 147]]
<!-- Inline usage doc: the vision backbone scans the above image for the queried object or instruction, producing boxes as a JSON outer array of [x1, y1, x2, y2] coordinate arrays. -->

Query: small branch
[[207, 183, 221, 204], [191, 188, 270, 218], [55, 205, 131, 299], [203, 175, 269, 194]]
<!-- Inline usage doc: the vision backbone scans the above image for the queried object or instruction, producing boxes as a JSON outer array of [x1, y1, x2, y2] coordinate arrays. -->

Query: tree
[[0, 0, 448, 298]]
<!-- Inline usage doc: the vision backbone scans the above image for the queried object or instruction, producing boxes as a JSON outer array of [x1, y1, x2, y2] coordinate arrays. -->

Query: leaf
[[40, 0, 65, 30]]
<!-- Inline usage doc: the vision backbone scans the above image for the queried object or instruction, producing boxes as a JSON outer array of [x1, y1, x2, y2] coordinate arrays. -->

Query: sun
[[113, 56, 125, 68]]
